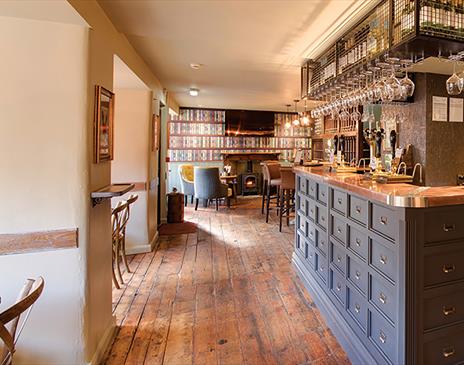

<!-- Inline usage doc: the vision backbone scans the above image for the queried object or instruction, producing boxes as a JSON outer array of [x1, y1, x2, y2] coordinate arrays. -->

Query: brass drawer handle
[[321, 191, 325, 197], [443, 347, 455, 358], [355, 271, 361, 280], [338, 198, 343, 205], [320, 240, 325, 246], [443, 224, 456, 232], [355, 238, 361, 246], [310, 209, 314, 216], [355, 303, 361, 313], [443, 264, 456, 274], [380, 216, 388, 225], [337, 227, 342, 234], [355, 205, 362, 214], [319, 267, 324, 272], [337, 255, 342, 263], [321, 216, 325, 222], [379, 255, 387, 265], [443, 306, 456, 316], [379, 292, 387, 304], [336, 283, 342, 291], [379, 330, 387, 344]]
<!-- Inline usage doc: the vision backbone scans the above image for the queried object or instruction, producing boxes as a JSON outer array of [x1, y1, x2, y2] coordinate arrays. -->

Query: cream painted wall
[[66, 1, 179, 362], [0, 15, 88, 365], [112, 89, 154, 252]]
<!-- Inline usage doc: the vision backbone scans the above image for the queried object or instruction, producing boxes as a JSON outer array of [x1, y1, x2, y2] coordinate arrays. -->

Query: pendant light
[[292, 99, 300, 126], [285, 104, 292, 129], [302, 99, 310, 125]]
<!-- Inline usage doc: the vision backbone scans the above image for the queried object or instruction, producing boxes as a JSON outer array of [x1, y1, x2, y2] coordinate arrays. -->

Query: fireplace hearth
[[241, 173, 259, 195]]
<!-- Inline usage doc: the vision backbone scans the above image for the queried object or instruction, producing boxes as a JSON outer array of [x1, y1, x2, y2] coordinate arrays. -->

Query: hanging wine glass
[[377, 62, 394, 103], [446, 56, 462, 95], [400, 59, 415, 98]]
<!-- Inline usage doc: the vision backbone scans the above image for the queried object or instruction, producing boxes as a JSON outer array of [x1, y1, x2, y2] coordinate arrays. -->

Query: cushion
[[180, 165, 194, 182], [227, 188, 233, 197], [270, 178, 282, 186]]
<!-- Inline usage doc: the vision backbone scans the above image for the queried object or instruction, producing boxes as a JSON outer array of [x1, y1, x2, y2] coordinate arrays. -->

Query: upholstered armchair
[[178, 164, 195, 206], [194, 167, 231, 210]]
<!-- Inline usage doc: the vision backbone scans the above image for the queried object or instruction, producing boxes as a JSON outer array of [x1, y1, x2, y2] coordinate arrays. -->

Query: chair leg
[[195, 198, 199, 210], [261, 180, 267, 214], [203, 199, 208, 208], [216, 199, 219, 210], [266, 183, 272, 223], [111, 250, 120, 289], [115, 241, 124, 285], [191, 195, 194, 204], [279, 188, 285, 232], [227, 197, 230, 208], [184, 195, 188, 207], [276, 186, 281, 215], [121, 234, 131, 273], [286, 191, 290, 226]]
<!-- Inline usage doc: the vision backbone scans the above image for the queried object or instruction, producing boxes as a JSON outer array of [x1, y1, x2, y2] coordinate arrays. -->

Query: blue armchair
[[194, 167, 231, 210]]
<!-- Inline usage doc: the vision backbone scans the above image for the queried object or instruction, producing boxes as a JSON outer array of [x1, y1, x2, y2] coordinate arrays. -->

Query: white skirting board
[[125, 231, 159, 255], [88, 316, 117, 365]]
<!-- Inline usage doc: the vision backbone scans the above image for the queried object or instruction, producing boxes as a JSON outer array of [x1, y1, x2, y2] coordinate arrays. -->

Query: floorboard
[[103, 197, 350, 365]]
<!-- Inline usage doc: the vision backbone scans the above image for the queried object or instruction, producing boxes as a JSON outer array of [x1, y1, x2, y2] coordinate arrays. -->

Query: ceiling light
[[189, 88, 199, 96], [190, 63, 202, 70], [302, 99, 310, 125]]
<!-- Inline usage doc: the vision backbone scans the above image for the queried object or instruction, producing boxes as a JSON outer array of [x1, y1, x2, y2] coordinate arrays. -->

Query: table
[[220, 175, 238, 202]]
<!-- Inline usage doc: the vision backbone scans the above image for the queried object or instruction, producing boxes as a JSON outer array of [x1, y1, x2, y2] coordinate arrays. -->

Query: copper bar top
[[293, 166, 464, 208]]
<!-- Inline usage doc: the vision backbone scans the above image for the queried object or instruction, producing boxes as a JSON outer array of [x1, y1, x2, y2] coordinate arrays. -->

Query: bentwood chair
[[111, 201, 128, 289], [262, 162, 281, 223], [0, 277, 44, 365], [119, 194, 138, 274], [279, 167, 296, 232], [194, 167, 231, 210], [179, 164, 195, 206]]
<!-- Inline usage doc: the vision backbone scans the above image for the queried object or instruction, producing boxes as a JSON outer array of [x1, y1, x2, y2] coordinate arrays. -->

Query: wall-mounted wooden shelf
[[170, 120, 225, 124], [91, 183, 134, 207]]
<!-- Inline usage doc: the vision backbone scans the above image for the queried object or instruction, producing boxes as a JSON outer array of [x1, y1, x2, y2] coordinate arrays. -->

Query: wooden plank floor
[[104, 197, 350, 365]]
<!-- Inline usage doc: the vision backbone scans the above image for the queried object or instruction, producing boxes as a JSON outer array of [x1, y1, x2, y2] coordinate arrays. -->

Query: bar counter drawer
[[424, 205, 464, 244], [316, 204, 328, 231], [347, 284, 367, 332], [371, 203, 397, 241], [348, 195, 368, 227], [347, 254, 368, 295], [315, 252, 328, 285], [298, 175, 308, 195], [347, 224, 368, 261], [422, 323, 464, 365], [306, 243, 316, 269], [297, 192, 307, 215], [297, 213, 307, 237], [295, 231, 307, 259], [307, 221, 316, 244], [330, 268, 346, 306], [331, 188, 347, 216], [316, 228, 328, 257], [424, 242, 464, 287], [308, 198, 316, 222], [330, 240, 346, 274], [369, 273, 397, 324], [317, 183, 328, 205], [370, 237, 397, 283], [308, 179, 317, 199], [423, 282, 464, 331], [369, 308, 397, 364], [331, 214, 347, 245]]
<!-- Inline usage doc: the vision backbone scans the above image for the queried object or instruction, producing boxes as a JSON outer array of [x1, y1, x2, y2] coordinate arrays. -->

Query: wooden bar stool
[[279, 167, 295, 232], [262, 162, 281, 223]]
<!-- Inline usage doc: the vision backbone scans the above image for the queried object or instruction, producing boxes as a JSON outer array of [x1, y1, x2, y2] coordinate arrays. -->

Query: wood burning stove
[[241, 160, 259, 195]]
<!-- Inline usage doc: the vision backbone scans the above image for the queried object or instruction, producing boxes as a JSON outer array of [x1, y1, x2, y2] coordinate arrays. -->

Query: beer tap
[[332, 135, 339, 168], [374, 128, 385, 174], [339, 134, 346, 166]]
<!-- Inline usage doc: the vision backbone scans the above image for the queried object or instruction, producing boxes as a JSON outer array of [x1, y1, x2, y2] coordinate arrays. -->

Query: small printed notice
[[432, 96, 448, 122], [449, 98, 463, 122]]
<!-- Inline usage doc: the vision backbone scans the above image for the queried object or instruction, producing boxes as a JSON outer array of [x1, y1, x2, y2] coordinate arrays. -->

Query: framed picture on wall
[[152, 114, 160, 151], [94, 85, 114, 163]]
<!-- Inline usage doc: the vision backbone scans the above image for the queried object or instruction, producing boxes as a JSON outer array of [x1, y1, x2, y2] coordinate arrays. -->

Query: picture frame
[[152, 114, 160, 151], [94, 85, 115, 163]]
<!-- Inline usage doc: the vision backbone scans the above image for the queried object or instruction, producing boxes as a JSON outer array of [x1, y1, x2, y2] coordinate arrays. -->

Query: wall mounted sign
[[432, 96, 448, 122], [94, 85, 114, 163], [449, 97, 463, 122]]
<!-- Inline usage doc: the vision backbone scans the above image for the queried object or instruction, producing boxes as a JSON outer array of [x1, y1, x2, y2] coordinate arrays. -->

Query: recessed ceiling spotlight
[[190, 63, 203, 70], [189, 88, 199, 96]]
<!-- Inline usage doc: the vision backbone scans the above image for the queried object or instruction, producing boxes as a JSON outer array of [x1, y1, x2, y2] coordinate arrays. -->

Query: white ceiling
[[99, 0, 377, 112]]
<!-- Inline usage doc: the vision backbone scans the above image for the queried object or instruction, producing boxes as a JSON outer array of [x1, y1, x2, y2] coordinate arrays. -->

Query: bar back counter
[[293, 166, 464, 365]]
